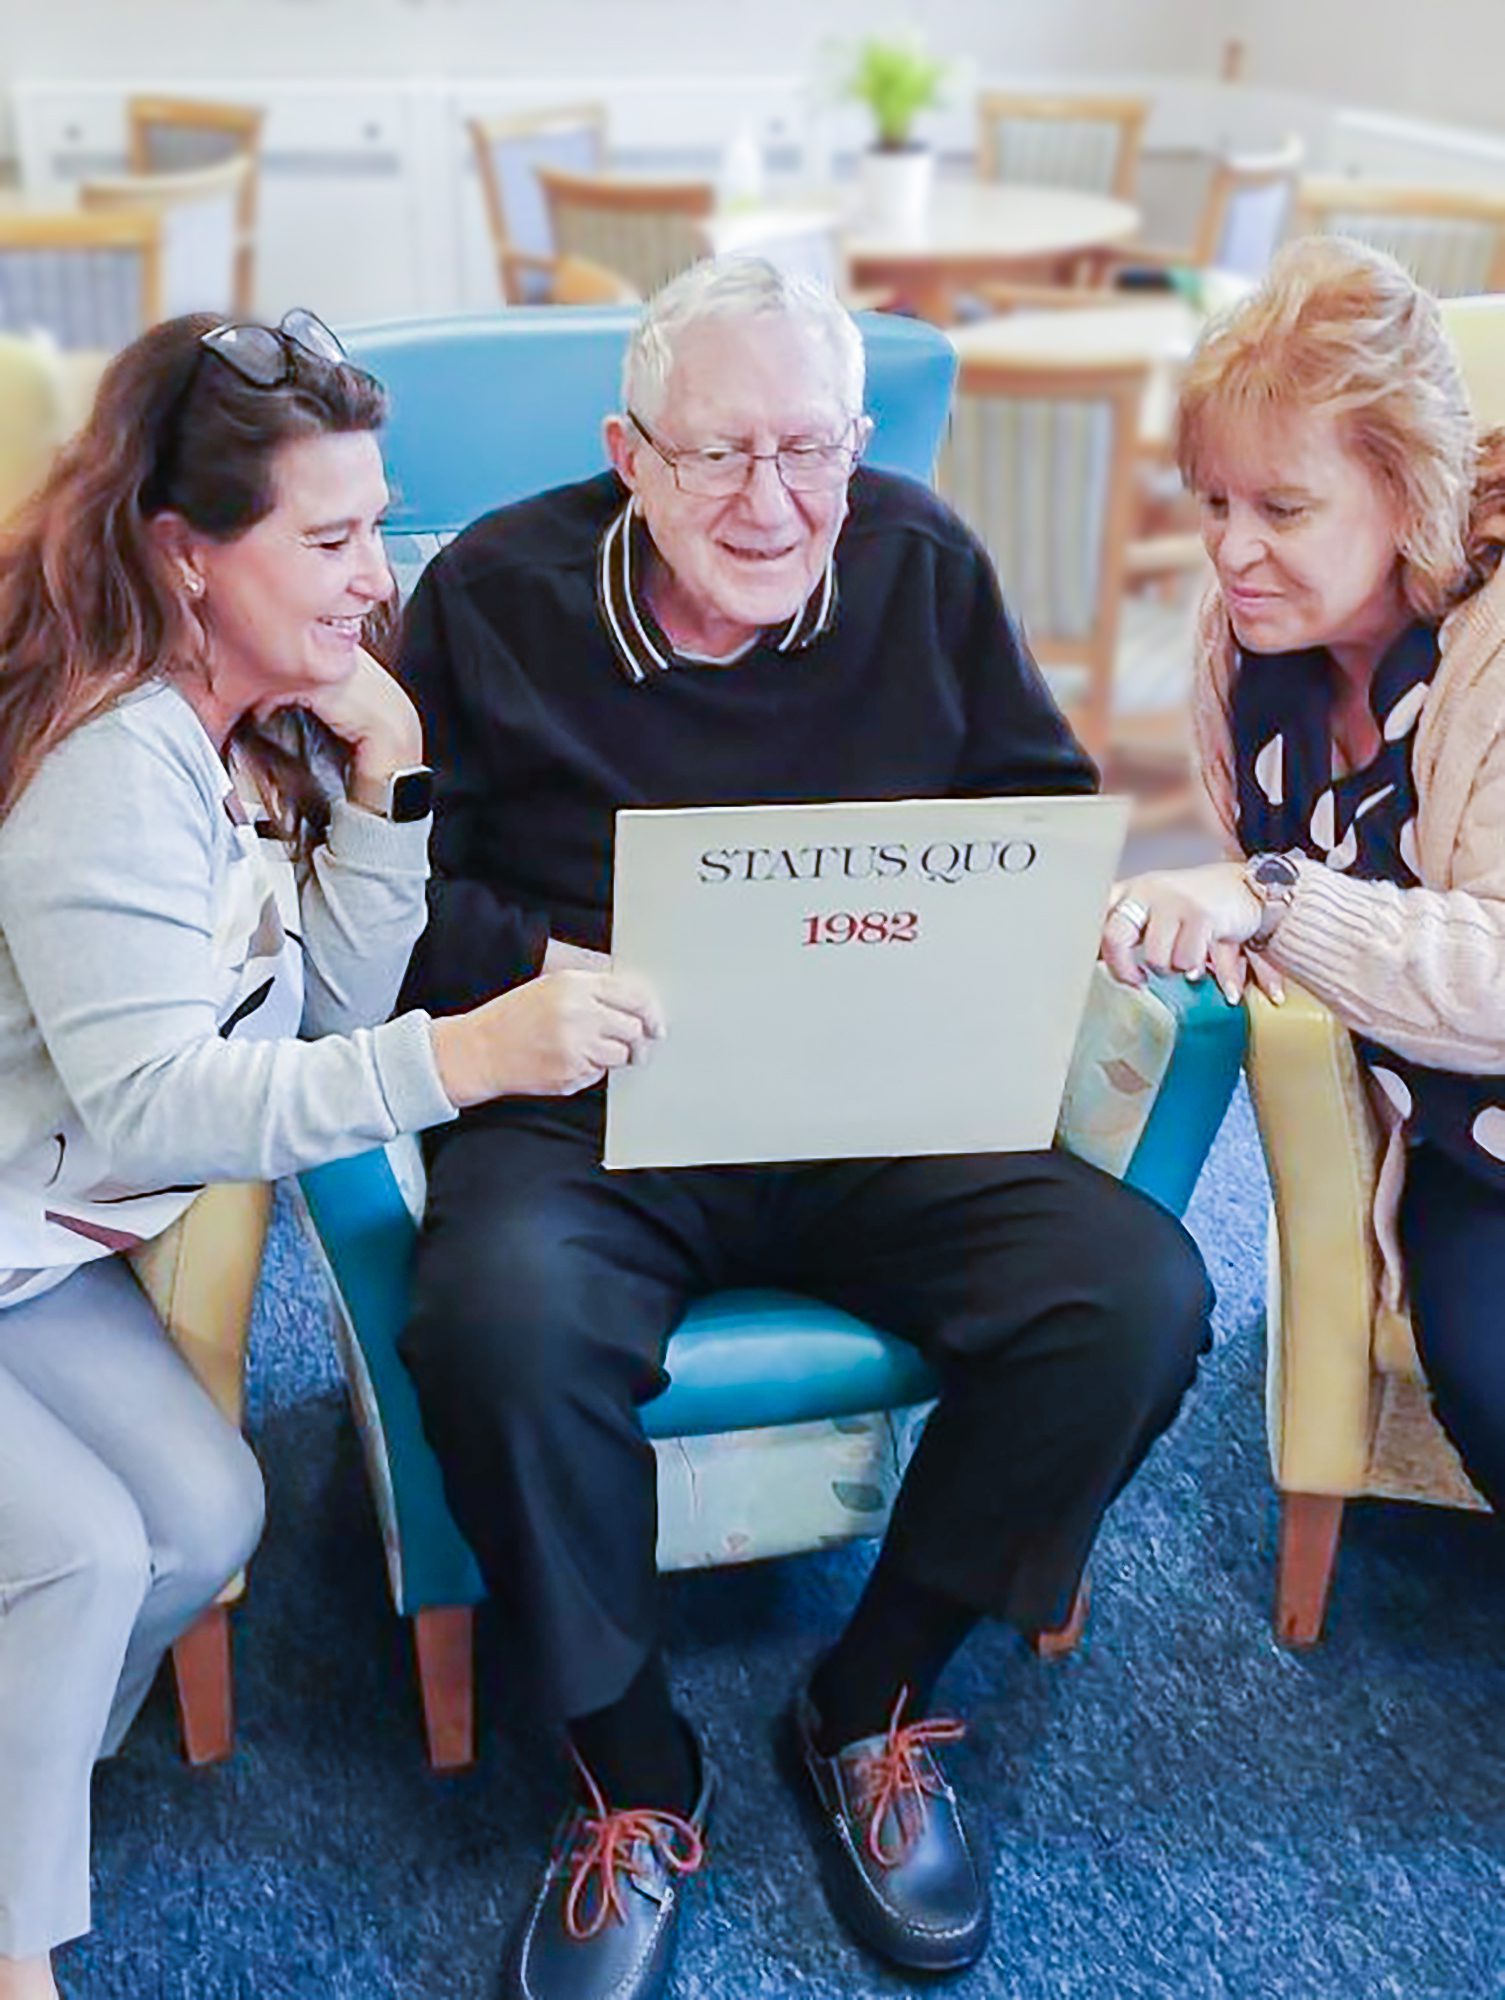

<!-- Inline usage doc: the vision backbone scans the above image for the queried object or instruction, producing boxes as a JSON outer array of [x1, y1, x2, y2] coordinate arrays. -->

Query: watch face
[[1253, 853, 1300, 889], [389, 768, 435, 823]]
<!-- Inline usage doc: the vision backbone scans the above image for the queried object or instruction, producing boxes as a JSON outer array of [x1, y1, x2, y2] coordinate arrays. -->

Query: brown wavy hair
[[1175, 236, 1505, 622], [0, 312, 390, 846]]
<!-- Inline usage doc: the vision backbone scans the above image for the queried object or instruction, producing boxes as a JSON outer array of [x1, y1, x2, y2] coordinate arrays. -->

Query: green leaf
[[843, 34, 949, 148]]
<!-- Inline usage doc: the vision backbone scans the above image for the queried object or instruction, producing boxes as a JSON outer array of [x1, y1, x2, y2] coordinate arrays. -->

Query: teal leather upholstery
[[299, 309, 1244, 1636], [301, 966, 1241, 1617], [348, 307, 958, 534]]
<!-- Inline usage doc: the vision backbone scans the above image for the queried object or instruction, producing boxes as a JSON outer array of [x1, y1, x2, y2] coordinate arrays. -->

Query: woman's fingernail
[[1220, 982, 1239, 1005], [1186, 967, 1202, 983]]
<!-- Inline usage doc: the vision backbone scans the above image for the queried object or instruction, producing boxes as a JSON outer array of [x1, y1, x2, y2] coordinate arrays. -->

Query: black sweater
[[398, 467, 1096, 1015]]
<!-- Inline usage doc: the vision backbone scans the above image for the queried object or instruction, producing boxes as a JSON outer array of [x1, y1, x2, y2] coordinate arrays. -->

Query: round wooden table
[[949, 297, 1203, 445], [842, 181, 1141, 325]]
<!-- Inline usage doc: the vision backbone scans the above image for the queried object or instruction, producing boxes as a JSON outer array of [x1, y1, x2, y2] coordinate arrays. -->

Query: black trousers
[[1401, 1141, 1505, 1510], [399, 1096, 1212, 1719]]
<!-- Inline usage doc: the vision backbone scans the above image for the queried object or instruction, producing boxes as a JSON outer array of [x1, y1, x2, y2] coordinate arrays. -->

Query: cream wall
[[1, 0, 1219, 86], [2, 0, 1500, 158], [1227, 0, 1505, 135]]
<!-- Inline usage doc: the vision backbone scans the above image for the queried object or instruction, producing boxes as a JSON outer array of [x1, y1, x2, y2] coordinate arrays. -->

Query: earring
[[182, 568, 204, 598]]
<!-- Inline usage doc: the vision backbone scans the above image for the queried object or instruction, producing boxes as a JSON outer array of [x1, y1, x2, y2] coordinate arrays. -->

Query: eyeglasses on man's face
[[628, 410, 870, 498]]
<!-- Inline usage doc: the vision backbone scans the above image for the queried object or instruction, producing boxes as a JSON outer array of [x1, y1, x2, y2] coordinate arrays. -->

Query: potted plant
[[844, 32, 949, 228]]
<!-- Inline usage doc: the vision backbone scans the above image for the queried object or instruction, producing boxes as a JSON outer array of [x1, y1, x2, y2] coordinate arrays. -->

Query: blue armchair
[[299, 308, 1245, 1768]]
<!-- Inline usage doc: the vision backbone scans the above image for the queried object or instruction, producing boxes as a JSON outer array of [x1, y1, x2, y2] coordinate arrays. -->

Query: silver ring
[[1107, 895, 1150, 939]]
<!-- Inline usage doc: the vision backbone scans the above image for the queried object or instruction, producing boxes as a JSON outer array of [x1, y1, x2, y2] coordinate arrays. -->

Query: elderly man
[[396, 258, 1209, 2000]]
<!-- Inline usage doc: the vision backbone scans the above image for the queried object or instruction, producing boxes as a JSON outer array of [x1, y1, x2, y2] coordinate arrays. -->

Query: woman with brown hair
[[1101, 236, 1505, 1514], [0, 311, 659, 2000]]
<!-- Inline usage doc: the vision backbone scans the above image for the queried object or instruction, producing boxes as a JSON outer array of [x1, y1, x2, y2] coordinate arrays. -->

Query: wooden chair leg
[[172, 1602, 234, 1766], [1276, 1492, 1345, 1647], [413, 1606, 475, 1771], [1029, 1574, 1091, 1661]]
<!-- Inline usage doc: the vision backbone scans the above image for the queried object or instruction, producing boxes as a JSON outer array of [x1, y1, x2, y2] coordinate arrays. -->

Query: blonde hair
[[1174, 235, 1505, 620]]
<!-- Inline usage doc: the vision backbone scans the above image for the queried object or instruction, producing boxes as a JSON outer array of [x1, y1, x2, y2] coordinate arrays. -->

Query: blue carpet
[[69, 1084, 1505, 1998]]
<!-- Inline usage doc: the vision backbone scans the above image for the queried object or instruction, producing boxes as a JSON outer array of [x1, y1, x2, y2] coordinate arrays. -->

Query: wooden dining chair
[[1293, 177, 1505, 297], [535, 165, 714, 301], [973, 136, 1302, 329], [468, 105, 608, 303], [80, 156, 250, 321], [127, 95, 264, 314], [936, 352, 1150, 762], [0, 208, 162, 353], [977, 92, 1149, 203]]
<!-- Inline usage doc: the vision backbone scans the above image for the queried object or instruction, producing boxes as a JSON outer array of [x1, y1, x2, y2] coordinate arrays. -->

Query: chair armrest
[[1058, 965, 1244, 1216], [298, 1147, 485, 1612], [127, 1182, 273, 1426], [1244, 984, 1381, 1494]]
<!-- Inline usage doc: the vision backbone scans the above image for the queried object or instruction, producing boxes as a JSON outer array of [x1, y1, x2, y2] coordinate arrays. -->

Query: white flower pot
[[858, 146, 935, 232]]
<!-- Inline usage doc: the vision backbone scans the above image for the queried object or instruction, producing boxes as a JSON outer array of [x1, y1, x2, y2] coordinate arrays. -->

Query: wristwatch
[[1243, 851, 1301, 945], [352, 764, 434, 823]]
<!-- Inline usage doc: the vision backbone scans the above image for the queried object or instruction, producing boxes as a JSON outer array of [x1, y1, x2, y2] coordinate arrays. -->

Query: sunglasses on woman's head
[[199, 308, 349, 389]]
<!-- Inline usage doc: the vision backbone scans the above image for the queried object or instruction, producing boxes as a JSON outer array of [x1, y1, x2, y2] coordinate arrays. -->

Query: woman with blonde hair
[[1102, 235, 1505, 1507], [0, 311, 659, 2000]]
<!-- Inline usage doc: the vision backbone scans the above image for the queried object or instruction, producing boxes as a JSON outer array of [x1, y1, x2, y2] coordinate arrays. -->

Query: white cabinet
[[15, 81, 431, 324]]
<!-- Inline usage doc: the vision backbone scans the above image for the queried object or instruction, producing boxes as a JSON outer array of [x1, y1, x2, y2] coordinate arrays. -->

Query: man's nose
[[737, 453, 797, 522]]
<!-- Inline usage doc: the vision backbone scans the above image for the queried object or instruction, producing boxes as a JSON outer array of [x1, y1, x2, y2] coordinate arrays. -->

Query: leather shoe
[[498, 1749, 714, 2000], [791, 1685, 989, 1973]]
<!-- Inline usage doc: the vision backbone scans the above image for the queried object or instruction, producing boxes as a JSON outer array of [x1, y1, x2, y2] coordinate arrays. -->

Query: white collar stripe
[[595, 497, 838, 684], [619, 499, 672, 674], [597, 510, 650, 683]]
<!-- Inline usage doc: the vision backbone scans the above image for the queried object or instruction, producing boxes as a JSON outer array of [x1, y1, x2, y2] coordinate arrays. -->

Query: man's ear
[[603, 413, 640, 493]]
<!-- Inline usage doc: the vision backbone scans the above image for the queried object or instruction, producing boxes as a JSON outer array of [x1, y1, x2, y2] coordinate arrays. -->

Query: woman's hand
[[263, 647, 423, 793], [1100, 863, 1265, 992], [430, 970, 667, 1109]]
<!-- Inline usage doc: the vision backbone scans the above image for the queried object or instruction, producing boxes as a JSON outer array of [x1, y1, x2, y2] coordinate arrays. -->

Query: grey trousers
[[0, 1257, 264, 1958]]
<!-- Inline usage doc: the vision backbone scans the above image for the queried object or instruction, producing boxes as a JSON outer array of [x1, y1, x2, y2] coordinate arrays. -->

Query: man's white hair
[[621, 256, 866, 426]]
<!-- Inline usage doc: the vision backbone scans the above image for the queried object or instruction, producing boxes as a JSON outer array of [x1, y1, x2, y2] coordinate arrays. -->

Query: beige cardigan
[[1192, 559, 1505, 1301]]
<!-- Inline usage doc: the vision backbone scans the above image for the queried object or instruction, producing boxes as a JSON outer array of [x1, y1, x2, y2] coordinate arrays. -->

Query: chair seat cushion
[[644, 1289, 937, 1440]]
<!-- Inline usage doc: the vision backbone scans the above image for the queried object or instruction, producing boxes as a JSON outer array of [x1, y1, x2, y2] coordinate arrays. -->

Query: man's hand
[[430, 970, 667, 1109], [543, 938, 612, 975]]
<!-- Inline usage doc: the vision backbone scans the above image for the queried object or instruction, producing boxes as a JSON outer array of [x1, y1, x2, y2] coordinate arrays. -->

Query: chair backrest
[[341, 308, 956, 598], [0, 332, 69, 523], [79, 157, 248, 320], [468, 105, 607, 303], [1197, 134, 1304, 278], [1294, 176, 1505, 297], [536, 166, 715, 301], [127, 95, 264, 314], [0, 208, 161, 352], [936, 352, 1148, 759], [977, 92, 1148, 202], [1440, 293, 1505, 430]]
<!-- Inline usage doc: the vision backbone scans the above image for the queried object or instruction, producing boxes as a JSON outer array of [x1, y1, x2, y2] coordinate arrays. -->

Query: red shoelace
[[562, 1755, 705, 1943], [850, 1688, 967, 1869]]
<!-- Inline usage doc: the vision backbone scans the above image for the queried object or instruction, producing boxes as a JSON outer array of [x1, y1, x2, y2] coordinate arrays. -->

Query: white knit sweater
[[1193, 560, 1505, 1300]]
